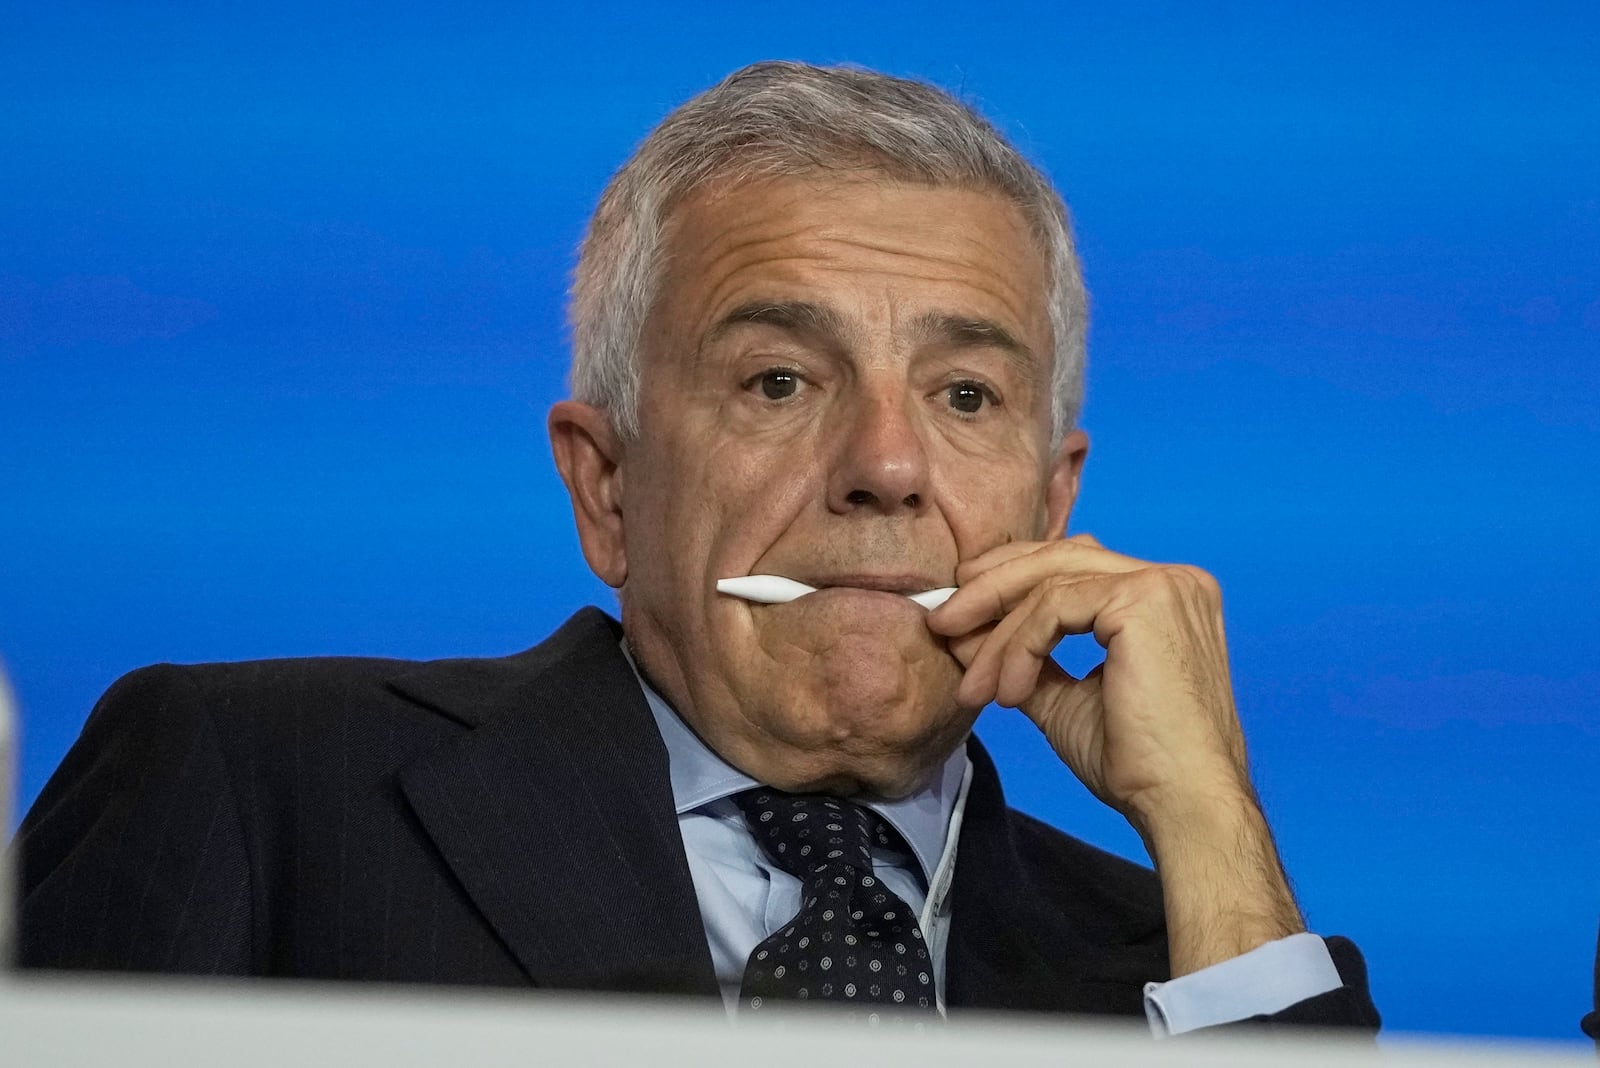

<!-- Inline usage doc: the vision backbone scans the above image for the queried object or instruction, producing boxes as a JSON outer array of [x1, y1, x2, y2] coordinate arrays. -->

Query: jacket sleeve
[[1217, 935, 1381, 1033], [13, 664, 255, 974], [1582, 923, 1598, 1046]]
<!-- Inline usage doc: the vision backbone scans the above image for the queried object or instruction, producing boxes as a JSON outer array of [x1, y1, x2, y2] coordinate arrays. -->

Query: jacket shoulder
[[91, 603, 623, 739], [16, 608, 624, 979]]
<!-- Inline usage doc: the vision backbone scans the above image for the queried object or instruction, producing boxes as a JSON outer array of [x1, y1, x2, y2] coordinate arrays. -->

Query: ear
[[1043, 428, 1089, 537], [548, 400, 628, 588]]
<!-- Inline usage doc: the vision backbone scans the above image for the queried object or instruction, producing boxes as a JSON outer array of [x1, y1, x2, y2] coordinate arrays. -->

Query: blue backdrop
[[3, 0, 1597, 1046]]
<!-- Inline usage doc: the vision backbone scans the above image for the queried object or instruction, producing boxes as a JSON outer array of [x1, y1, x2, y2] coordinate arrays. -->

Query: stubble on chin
[[627, 589, 976, 796], [730, 610, 973, 797]]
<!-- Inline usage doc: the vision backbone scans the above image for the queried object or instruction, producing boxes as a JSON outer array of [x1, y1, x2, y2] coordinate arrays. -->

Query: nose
[[826, 385, 932, 515]]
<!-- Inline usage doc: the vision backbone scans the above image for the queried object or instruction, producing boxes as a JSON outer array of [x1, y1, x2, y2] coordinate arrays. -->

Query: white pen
[[717, 575, 957, 609], [714, 575, 818, 603], [905, 586, 957, 610]]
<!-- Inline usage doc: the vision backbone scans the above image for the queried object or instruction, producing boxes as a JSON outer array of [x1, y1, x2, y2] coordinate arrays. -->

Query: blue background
[[3, 0, 1597, 1046]]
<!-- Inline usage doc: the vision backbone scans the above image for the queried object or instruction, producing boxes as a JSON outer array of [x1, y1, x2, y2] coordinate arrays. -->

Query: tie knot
[[734, 791, 892, 879]]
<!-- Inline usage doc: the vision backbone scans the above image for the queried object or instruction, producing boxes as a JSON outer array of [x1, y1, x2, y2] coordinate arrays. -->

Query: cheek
[[934, 463, 1053, 559], [708, 424, 826, 521], [633, 430, 827, 578], [923, 416, 1056, 540]]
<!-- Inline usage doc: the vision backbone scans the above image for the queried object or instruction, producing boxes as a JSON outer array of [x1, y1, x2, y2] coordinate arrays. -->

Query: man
[[15, 62, 1377, 1034], [1583, 924, 1598, 1045]]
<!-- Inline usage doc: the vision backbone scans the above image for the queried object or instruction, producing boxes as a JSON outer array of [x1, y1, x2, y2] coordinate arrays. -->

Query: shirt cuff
[[1142, 932, 1343, 1037]]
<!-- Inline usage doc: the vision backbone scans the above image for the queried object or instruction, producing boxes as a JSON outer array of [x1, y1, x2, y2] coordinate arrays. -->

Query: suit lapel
[[945, 738, 1083, 1012], [390, 608, 718, 997]]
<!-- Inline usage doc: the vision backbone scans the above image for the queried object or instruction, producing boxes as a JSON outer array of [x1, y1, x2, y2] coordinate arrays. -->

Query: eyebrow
[[706, 301, 849, 346], [910, 311, 1037, 369], [705, 300, 1040, 375]]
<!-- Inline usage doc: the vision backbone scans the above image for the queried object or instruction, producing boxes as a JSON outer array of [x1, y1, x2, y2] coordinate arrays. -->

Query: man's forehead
[[652, 174, 1053, 348], [661, 170, 1033, 245]]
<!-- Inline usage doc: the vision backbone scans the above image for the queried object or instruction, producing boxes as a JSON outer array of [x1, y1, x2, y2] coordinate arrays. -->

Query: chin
[[769, 739, 964, 799], [770, 687, 978, 799], [735, 633, 969, 796], [641, 607, 976, 798]]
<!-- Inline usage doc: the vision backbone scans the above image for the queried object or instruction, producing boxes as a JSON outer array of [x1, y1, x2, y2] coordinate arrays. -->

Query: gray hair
[[569, 60, 1088, 446]]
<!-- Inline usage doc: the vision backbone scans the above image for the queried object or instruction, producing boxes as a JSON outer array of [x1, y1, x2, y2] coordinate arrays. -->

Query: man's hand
[[926, 534, 1307, 977]]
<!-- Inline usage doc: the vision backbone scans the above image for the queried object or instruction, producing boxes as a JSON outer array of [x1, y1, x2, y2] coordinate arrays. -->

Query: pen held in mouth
[[713, 575, 818, 603], [905, 586, 956, 610], [716, 575, 956, 609]]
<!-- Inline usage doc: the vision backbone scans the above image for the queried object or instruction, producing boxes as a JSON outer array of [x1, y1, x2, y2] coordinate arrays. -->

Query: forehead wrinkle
[[661, 182, 1050, 373], [801, 241, 1047, 350], [710, 249, 1045, 361], [656, 203, 817, 344], [678, 244, 845, 358], [703, 299, 855, 353]]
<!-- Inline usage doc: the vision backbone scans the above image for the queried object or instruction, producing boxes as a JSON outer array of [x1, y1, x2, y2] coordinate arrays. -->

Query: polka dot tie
[[733, 790, 937, 1020]]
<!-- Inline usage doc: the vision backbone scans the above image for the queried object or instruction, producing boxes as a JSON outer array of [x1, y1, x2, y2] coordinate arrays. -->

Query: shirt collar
[[626, 642, 969, 886]]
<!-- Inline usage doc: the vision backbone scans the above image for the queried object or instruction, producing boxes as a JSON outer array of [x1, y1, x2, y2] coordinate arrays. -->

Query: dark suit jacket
[[17, 607, 1376, 1026], [1582, 923, 1598, 1045]]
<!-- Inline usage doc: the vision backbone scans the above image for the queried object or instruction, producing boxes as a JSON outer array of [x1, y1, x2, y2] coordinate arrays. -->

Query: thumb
[[1017, 662, 1105, 790], [943, 623, 993, 669]]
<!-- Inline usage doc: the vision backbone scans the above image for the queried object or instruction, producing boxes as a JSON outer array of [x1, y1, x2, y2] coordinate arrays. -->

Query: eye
[[749, 368, 802, 401], [944, 380, 996, 415]]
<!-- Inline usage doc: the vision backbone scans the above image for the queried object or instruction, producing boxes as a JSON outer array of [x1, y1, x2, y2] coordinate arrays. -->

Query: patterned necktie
[[733, 790, 937, 1019]]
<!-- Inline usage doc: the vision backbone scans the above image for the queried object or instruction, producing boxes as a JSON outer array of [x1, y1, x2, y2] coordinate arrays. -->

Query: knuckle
[[1037, 574, 1076, 605], [1140, 563, 1222, 606], [1180, 564, 1220, 594], [1169, 563, 1218, 591], [1041, 573, 1073, 594]]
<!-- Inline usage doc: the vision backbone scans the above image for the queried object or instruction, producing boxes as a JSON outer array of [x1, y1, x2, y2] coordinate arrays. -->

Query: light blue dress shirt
[[628, 650, 1342, 1033]]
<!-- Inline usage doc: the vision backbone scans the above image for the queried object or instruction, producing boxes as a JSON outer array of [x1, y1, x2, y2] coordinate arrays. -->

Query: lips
[[798, 573, 947, 596]]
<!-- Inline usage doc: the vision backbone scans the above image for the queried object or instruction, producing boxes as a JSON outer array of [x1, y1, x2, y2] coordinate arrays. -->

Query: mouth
[[715, 573, 955, 608], [805, 573, 946, 596]]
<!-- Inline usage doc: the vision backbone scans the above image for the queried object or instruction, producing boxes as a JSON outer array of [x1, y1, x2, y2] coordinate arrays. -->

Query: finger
[[952, 539, 1056, 584], [953, 531, 1128, 586], [933, 538, 1146, 636], [1016, 658, 1098, 734], [1016, 663, 1107, 790], [943, 623, 991, 671], [937, 542, 1055, 631], [953, 574, 1107, 708], [952, 584, 1037, 708], [995, 645, 1047, 710], [992, 576, 1110, 706]]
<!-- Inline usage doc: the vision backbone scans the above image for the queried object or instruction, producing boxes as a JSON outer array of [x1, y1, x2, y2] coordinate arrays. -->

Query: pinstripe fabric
[[1581, 924, 1597, 1044], [19, 650, 525, 984], [16, 610, 714, 990], [18, 664, 253, 973], [12, 608, 1378, 1028]]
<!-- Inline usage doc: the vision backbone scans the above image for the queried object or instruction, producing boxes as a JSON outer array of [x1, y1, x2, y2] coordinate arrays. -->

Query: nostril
[[846, 489, 873, 505], [902, 493, 920, 508]]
